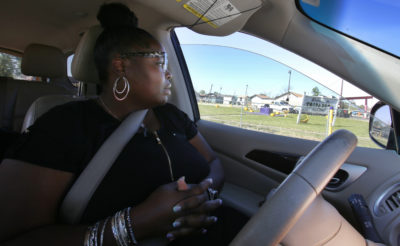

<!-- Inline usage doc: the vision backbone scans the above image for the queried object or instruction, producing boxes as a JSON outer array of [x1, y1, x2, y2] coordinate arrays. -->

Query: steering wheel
[[231, 129, 357, 246]]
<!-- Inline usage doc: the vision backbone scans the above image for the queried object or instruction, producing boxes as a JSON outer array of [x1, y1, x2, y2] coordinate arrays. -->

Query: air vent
[[374, 184, 400, 217], [385, 191, 400, 212]]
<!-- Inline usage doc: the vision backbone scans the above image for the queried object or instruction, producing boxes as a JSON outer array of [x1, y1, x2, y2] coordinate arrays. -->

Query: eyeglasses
[[120, 51, 168, 72]]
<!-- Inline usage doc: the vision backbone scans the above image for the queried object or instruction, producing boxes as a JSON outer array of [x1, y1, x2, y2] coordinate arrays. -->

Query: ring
[[207, 188, 219, 200]]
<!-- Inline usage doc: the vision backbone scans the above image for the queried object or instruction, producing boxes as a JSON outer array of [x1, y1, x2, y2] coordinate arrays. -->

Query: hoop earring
[[113, 76, 130, 101]]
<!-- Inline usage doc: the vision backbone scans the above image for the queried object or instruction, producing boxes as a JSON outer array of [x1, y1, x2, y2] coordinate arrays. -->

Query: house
[[236, 95, 248, 106], [250, 94, 271, 108], [223, 95, 238, 105], [274, 91, 303, 106]]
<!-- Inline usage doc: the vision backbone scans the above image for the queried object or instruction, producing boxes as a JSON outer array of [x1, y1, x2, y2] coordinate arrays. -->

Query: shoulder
[[154, 103, 190, 122], [30, 99, 95, 131], [154, 103, 198, 139]]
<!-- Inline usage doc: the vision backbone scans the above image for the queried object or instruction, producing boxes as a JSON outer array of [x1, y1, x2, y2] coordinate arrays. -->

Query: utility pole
[[340, 79, 343, 98], [244, 84, 248, 106], [240, 84, 248, 128], [208, 84, 213, 103], [287, 70, 292, 101]]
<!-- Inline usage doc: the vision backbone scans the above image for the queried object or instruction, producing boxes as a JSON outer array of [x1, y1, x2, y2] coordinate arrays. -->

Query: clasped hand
[[136, 177, 222, 241]]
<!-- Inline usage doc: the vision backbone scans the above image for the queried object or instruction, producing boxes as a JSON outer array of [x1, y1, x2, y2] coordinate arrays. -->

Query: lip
[[163, 86, 171, 95], [163, 82, 172, 95]]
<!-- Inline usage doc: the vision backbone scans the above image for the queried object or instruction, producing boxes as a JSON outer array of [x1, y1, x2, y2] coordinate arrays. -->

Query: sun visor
[[136, 0, 265, 36]]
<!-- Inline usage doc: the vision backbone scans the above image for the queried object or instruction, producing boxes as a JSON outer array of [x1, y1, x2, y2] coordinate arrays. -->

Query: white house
[[223, 95, 233, 105], [274, 91, 303, 106], [236, 95, 248, 105], [250, 94, 271, 108]]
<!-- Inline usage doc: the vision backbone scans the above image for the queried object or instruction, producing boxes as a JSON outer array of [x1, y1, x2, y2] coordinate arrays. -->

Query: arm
[[189, 132, 224, 191], [0, 159, 89, 246], [0, 159, 219, 245]]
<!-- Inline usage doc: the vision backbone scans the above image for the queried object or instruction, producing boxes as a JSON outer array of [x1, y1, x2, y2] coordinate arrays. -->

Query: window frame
[[170, 29, 201, 121]]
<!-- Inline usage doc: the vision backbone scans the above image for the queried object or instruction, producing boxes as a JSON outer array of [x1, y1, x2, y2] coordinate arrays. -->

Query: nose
[[165, 70, 172, 81]]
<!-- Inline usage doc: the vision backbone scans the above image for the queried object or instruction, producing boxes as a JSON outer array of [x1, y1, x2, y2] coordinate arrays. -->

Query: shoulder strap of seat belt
[[60, 108, 148, 224]]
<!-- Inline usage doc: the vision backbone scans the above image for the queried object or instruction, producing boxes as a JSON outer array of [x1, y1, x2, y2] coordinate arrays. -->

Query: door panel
[[197, 119, 400, 226]]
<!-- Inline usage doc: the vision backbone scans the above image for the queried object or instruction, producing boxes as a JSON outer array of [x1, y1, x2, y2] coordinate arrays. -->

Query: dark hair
[[94, 3, 156, 82]]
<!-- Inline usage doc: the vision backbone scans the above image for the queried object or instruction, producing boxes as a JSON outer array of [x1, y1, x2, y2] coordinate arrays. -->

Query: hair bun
[[97, 3, 138, 29]]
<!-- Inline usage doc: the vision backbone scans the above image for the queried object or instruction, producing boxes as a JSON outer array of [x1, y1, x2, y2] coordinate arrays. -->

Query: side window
[[175, 27, 378, 148], [0, 51, 37, 80]]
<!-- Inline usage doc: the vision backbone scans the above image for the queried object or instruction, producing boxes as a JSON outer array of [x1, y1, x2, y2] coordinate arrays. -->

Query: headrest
[[71, 25, 103, 84], [21, 44, 67, 78]]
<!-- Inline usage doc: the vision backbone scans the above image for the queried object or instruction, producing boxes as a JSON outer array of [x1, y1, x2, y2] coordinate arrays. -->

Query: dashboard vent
[[374, 185, 400, 217], [385, 191, 400, 212]]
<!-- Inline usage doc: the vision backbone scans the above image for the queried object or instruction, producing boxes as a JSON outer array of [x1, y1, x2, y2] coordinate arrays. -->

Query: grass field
[[198, 103, 378, 148]]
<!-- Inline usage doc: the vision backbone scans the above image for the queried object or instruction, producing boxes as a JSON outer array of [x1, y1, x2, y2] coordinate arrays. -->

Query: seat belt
[[60, 108, 148, 224]]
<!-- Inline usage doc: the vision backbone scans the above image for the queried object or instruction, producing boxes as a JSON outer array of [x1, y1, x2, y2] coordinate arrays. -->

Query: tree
[[312, 86, 321, 96], [199, 90, 206, 95], [0, 53, 22, 78]]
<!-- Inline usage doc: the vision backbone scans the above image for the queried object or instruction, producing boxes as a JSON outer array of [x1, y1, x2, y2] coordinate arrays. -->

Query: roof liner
[[0, 0, 265, 53]]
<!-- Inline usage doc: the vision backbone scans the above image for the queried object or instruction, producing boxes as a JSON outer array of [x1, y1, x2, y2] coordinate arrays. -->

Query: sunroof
[[297, 0, 400, 58]]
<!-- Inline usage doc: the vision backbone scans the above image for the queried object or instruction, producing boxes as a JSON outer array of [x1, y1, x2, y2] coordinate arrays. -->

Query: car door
[[169, 27, 400, 231]]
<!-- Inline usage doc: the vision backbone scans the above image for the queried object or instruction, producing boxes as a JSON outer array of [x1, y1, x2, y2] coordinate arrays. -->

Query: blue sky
[[180, 44, 334, 97]]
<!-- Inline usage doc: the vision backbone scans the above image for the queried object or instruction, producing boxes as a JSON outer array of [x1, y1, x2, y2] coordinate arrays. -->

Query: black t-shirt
[[6, 100, 210, 223]]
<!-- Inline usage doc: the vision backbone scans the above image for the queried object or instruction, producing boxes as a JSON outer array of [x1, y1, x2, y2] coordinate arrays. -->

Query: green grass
[[198, 103, 378, 148]]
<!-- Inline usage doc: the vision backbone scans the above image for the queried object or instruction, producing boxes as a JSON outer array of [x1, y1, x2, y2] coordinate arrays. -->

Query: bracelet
[[117, 210, 130, 246], [84, 222, 100, 246], [125, 207, 138, 245], [99, 217, 110, 246], [111, 212, 124, 246], [83, 207, 138, 246]]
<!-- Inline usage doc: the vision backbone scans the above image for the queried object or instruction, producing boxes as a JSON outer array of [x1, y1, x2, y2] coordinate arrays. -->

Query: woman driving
[[0, 3, 246, 246]]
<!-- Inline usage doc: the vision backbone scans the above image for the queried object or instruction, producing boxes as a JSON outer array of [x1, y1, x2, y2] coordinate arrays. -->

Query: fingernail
[[166, 233, 175, 241], [201, 228, 208, 234], [172, 220, 181, 228], [173, 205, 181, 213], [206, 178, 213, 184]]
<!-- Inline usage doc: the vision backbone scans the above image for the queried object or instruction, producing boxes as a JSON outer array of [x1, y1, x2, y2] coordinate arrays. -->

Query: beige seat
[[21, 27, 103, 132], [0, 44, 79, 132]]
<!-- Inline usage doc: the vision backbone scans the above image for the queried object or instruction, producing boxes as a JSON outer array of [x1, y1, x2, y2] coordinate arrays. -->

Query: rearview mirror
[[369, 102, 394, 149]]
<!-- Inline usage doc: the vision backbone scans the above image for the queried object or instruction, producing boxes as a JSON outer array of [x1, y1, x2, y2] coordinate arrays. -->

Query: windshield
[[298, 0, 400, 57]]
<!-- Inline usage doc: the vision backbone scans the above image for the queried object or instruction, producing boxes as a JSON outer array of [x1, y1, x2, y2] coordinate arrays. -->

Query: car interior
[[1, 0, 400, 245]]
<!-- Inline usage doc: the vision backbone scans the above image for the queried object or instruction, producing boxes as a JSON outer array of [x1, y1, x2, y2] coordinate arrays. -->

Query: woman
[[0, 3, 230, 245]]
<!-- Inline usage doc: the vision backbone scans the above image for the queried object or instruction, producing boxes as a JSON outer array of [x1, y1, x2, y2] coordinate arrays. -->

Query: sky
[[175, 27, 378, 108]]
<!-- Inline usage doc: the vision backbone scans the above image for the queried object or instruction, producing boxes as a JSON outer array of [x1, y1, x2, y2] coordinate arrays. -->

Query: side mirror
[[369, 102, 395, 149]]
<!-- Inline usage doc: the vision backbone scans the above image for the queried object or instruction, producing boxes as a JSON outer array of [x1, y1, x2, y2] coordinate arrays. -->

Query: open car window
[[175, 27, 380, 148]]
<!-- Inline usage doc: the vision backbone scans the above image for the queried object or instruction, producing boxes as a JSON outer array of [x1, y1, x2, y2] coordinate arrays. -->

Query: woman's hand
[[165, 177, 223, 241], [131, 178, 220, 240]]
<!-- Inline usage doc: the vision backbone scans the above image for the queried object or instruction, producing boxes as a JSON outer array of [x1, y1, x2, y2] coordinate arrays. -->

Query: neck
[[98, 91, 148, 121]]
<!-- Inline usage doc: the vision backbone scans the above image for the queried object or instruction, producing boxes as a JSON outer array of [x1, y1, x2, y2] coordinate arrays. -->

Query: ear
[[111, 57, 125, 76]]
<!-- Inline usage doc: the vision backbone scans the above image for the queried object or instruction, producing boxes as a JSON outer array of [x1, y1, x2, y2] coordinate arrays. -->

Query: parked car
[[268, 101, 295, 113], [1, 0, 400, 245]]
